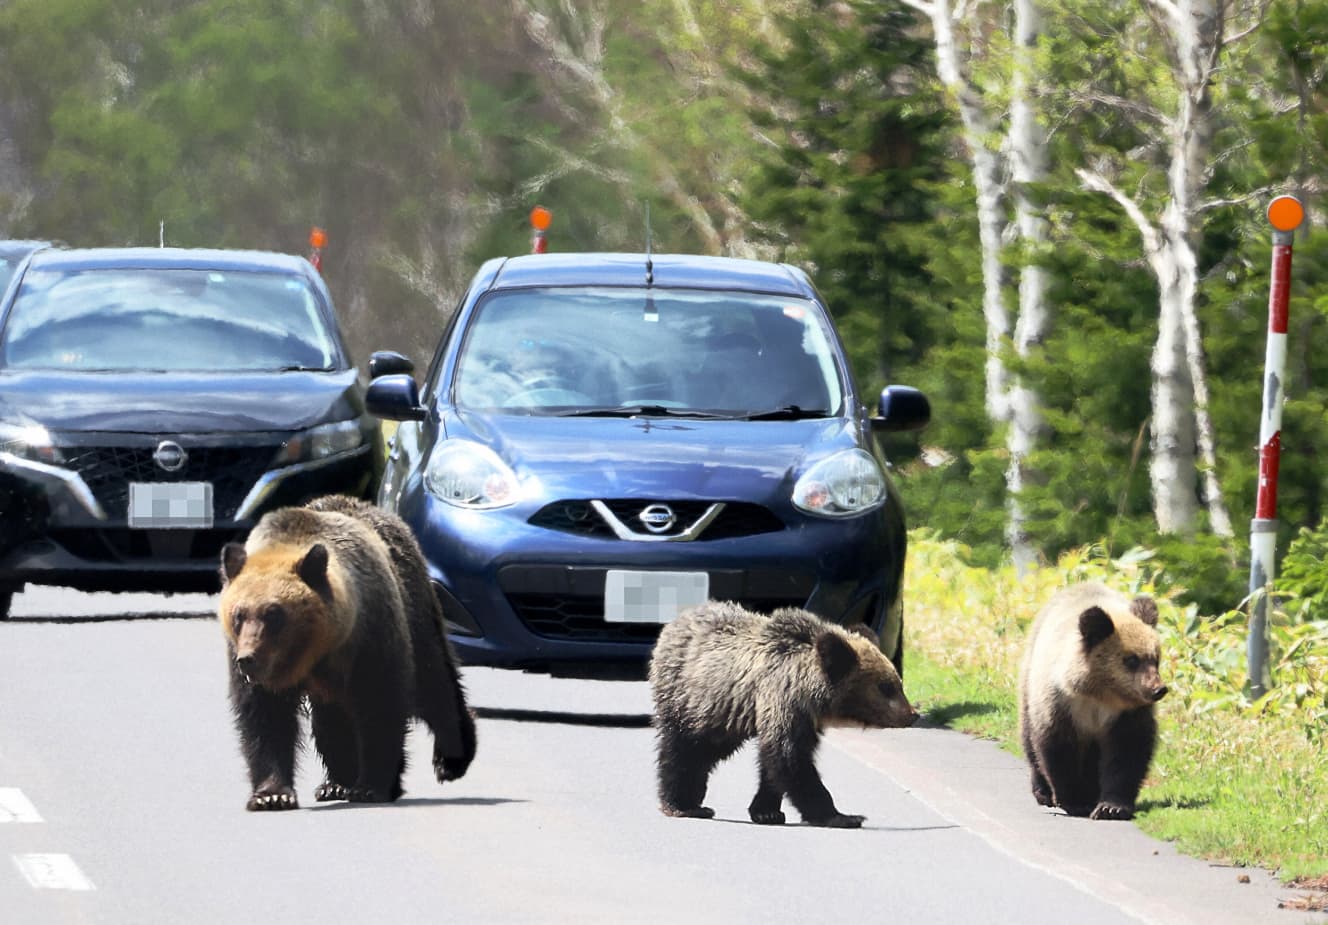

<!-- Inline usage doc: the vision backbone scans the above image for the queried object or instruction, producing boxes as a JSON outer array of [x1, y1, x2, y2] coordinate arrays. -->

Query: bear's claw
[[314, 782, 350, 802], [246, 789, 298, 811], [749, 809, 786, 825], [1089, 800, 1134, 821], [660, 804, 715, 819]]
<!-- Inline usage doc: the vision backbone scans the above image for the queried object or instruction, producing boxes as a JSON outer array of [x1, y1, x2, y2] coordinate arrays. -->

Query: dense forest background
[[5, 0, 1328, 613]]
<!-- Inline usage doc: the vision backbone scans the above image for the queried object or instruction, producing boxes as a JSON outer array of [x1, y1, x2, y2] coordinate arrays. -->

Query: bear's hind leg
[[413, 631, 477, 784], [1021, 708, 1054, 806], [656, 726, 732, 819], [229, 666, 301, 811], [310, 702, 358, 802]]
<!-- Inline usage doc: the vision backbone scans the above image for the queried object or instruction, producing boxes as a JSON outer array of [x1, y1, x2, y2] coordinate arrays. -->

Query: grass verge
[[905, 532, 1328, 887]]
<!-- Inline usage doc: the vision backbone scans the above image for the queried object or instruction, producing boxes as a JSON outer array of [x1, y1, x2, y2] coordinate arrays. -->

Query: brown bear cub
[[1018, 581, 1168, 821], [218, 494, 475, 811], [649, 601, 918, 828]]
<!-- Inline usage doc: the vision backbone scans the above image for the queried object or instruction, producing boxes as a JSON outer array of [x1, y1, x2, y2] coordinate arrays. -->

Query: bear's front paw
[[1033, 786, 1055, 807], [749, 809, 786, 825], [1089, 800, 1134, 821], [806, 812, 865, 829], [246, 787, 298, 811], [660, 804, 715, 819], [314, 781, 350, 802]]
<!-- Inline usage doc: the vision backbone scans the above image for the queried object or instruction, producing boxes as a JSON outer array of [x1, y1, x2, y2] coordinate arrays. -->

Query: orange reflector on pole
[[1267, 196, 1304, 233], [309, 226, 327, 272]]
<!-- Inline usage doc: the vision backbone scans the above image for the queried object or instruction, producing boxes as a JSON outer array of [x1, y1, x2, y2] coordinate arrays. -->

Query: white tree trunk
[[1006, 0, 1050, 573], [902, 0, 1011, 424]]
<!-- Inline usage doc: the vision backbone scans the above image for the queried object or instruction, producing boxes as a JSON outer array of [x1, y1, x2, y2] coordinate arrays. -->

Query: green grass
[[905, 532, 1328, 884]]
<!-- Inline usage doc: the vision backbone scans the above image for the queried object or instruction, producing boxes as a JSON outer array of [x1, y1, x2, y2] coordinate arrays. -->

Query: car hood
[[448, 410, 861, 500], [0, 369, 363, 433]]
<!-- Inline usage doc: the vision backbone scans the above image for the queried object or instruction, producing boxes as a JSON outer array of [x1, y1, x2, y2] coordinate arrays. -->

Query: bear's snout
[[235, 654, 257, 681], [1150, 684, 1168, 702]]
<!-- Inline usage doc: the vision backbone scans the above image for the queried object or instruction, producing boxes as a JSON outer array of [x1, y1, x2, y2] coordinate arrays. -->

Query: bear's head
[[218, 541, 345, 691], [1078, 595, 1168, 710], [817, 624, 919, 730]]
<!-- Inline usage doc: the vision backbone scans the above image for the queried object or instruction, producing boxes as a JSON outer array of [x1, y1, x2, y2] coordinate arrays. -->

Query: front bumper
[[400, 490, 903, 673], [0, 445, 374, 593]]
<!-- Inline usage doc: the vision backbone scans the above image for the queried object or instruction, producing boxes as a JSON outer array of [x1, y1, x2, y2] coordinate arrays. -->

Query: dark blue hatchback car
[[366, 252, 928, 678]]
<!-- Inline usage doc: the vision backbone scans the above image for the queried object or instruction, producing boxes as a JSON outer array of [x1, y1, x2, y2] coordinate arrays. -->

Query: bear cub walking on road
[[218, 494, 475, 811], [1018, 581, 1168, 820], [649, 601, 918, 828]]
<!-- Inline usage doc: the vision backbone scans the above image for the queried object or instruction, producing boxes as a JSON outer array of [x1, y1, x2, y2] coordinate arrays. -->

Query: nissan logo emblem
[[153, 440, 188, 473], [638, 503, 676, 534]]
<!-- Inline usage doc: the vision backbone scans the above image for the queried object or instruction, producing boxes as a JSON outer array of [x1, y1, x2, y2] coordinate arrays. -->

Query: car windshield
[[453, 287, 845, 416], [0, 267, 340, 372]]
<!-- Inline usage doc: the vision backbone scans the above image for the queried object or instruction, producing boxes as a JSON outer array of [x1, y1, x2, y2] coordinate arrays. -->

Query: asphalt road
[[2, 586, 1325, 925]]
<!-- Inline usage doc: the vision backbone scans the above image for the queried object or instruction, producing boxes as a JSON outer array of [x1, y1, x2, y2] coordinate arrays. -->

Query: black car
[[0, 247, 381, 618]]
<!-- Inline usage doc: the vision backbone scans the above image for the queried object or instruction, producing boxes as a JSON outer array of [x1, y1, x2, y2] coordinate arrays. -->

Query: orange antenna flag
[[309, 227, 328, 249], [529, 206, 552, 231]]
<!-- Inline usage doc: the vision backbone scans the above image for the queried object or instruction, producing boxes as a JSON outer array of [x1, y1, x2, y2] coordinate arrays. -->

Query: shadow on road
[[919, 702, 999, 729], [310, 796, 529, 810], [5, 612, 216, 623], [474, 706, 653, 728]]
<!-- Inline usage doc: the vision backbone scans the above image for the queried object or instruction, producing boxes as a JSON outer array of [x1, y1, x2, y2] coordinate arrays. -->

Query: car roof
[[487, 252, 817, 298], [0, 240, 52, 258], [25, 246, 313, 275]]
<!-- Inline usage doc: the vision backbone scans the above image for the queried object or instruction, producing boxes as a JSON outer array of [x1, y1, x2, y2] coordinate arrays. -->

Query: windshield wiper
[[555, 405, 732, 419], [743, 405, 830, 421], [277, 364, 334, 372]]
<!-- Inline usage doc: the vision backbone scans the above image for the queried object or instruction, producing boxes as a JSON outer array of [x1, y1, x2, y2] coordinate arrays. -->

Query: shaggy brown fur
[[218, 496, 474, 811], [1018, 581, 1168, 820], [649, 601, 918, 827]]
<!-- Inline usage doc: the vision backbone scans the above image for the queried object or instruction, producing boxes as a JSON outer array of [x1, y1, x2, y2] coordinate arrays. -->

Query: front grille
[[47, 527, 247, 563], [529, 499, 784, 541], [62, 444, 277, 520], [510, 594, 809, 642]]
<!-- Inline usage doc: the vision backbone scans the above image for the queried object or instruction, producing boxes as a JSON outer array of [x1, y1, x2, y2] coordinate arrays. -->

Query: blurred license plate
[[604, 570, 709, 624], [128, 482, 214, 529]]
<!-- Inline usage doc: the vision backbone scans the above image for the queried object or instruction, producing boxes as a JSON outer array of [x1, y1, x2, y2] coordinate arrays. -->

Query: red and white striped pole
[[1247, 195, 1304, 698]]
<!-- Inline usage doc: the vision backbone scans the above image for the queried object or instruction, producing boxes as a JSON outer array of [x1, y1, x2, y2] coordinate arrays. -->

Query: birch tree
[[899, 0, 1055, 570], [1063, 0, 1266, 537]]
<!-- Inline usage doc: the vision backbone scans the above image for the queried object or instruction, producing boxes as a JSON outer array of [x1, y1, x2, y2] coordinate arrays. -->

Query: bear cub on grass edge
[[1018, 581, 1168, 821], [649, 601, 918, 828], [218, 495, 476, 811]]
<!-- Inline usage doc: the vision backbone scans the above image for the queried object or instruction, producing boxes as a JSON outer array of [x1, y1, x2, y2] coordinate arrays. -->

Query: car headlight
[[792, 448, 886, 518], [272, 420, 364, 466], [0, 421, 64, 465], [425, 440, 519, 509]]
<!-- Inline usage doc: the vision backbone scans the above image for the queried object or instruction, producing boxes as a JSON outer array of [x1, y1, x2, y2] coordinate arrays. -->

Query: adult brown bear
[[649, 601, 918, 827], [218, 496, 475, 810], [1018, 581, 1168, 820]]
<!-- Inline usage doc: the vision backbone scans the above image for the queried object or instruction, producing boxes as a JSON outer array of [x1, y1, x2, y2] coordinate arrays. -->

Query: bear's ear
[[1078, 605, 1116, 651], [843, 622, 880, 647], [1130, 595, 1159, 627], [296, 543, 333, 600], [220, 543, 246, 585], [816, 631, 860, 684]]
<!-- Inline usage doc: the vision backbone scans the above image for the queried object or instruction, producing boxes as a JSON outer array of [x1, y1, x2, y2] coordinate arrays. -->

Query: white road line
[[0, 788, 43, 823], [13, 853, 96, 891]]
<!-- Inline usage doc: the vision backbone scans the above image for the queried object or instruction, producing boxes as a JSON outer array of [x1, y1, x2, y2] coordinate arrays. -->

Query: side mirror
[[366, 374, 427, 422], [368, 350, 415, 379], [871, 385, 930, 433]]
